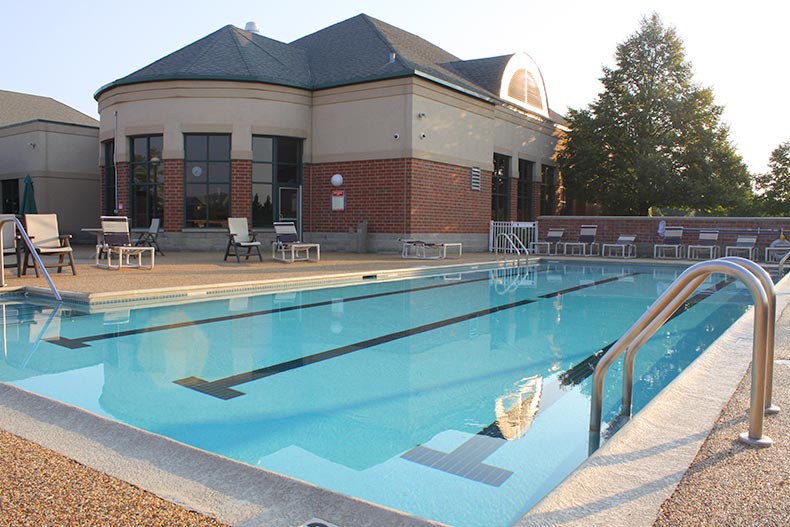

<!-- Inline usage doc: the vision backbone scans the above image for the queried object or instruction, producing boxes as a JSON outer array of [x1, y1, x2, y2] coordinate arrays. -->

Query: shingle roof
[[95, 14, 563, 122], [0, 90, 99, 128], [95, 25, 311, 96]]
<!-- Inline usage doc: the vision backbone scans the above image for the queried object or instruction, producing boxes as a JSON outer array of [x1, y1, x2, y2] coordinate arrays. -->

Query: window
[[541, 165, 556, 216], [252, 136, 302, 228], [517, 159, 534, 221], [492, 154, 510, 221], [129, 136, 163, 227], [184, 134, 230, 228], [102, 140, 116, 216]]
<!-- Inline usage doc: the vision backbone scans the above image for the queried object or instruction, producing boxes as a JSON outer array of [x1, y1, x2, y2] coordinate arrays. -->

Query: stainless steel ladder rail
[[589, 258, 773, 454], [494, 232, 529, 257], [0, 217, 63, 302], [779, 250, 790, 275]]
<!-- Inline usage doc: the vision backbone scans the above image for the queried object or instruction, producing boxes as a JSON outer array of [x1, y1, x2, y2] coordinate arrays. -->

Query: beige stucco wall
[[0, 121, 99, 236], [97, 78, 563, 175], [97, 81, 312, 163]]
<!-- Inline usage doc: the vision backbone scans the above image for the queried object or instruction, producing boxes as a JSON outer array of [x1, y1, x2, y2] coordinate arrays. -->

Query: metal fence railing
[[489, 221, 538, 253]]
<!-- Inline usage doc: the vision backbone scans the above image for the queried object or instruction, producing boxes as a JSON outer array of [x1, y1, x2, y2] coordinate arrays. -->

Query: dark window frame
[[183, 134, 231, 229], [492, 153, 511, 221], [517, 159, 535, 221], [128, 135, 164, 228], [251, 135, 303, 229]]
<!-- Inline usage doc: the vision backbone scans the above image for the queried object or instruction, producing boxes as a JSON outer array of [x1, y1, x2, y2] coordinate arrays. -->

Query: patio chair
[[272, 221, 320, 263], [602, 234, 637, 258], [224, 217, 262, 262], [563, 225, 599, 256], [687, 230, 719, 260], [401, 238, 463, 259], [529, 228, 564, 255], [22, 213, 76, 275], [725, 235, 757, 260], [134, 218, 164, 256], [653, 226, 684, 259], [97, 216, 154, 270], [0, 214, 23, 277]]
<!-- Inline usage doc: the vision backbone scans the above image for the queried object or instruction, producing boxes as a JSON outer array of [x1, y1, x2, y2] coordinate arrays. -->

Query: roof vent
[[245, 21, 260, 34], [388, 53, 397, 64]]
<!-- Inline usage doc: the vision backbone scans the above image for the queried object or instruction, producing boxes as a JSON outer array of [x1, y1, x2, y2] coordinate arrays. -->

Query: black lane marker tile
[[46, 273, 496, 349], [401, 434, 513, 487], [175, 298, 537, 399], [559, 277, 735, 387], [537, 272, 641, 299], [42, 337, 91, 349]]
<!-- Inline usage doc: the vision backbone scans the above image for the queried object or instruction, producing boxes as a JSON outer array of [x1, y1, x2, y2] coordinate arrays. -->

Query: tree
[[557, 13, 753, 215], [754, 141, 790, 215]]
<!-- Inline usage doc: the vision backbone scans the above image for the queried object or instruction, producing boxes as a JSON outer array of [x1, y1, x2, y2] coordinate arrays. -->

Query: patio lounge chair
[[529, 228, 564, 255], [224, 217, 262, 262], [687, 230, 719, 260], [97, 216, 154, 270], [725, 235, 757, 260], [401, 239, 463, 259], [134, 218, 164, 256], [602, 234, 637, 258], [563, 225, 599, 256], [653, 226, 684, 259], [272, 221, 320, 263], [0, 214, 23, 277], [22, 213, 76, 275]]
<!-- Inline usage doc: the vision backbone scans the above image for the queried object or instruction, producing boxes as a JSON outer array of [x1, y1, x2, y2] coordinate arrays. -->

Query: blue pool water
[[0, 261, 751, 527]]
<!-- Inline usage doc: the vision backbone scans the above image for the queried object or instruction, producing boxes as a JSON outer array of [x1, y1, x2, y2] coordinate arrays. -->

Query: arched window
[[499, 54, 549, 118]]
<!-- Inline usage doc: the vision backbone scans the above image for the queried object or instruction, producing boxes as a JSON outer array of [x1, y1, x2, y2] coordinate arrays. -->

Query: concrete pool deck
[[0, 246, 788, 526]]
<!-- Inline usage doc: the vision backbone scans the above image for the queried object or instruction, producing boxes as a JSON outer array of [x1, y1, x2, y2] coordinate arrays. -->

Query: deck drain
[[298, 519, 341, 527]]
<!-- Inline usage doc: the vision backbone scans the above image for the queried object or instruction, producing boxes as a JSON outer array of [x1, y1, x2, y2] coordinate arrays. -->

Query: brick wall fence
[[537, 216, 790, 260]]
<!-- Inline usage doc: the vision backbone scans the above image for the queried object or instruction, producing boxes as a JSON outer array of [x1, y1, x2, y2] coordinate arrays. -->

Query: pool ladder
[[494, 233, 530, 263], [0, 216, 62, 302], [589, 256, 778, 454]]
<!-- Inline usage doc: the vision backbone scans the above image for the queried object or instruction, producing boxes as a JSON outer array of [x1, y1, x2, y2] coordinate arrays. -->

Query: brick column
[[163, 159, 183, 232], [115, 162, 129, 217], [231, 159, 252, 221]]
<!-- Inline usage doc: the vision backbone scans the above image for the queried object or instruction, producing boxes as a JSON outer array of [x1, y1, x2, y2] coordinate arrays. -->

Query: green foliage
[[557, 13, 754, 216], [754, 141, 790, 216]]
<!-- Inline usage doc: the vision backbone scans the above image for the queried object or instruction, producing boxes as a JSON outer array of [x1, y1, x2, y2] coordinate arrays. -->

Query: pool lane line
[[558, 276, 736, 387], [174, 298, 539, 399], [174, 270, 644, 400], [42, 271, 500, 349]]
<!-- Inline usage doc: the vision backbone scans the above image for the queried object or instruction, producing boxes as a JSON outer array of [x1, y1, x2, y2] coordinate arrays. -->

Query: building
[[94, 14, 566, 251], [0, 90, 99, 237]]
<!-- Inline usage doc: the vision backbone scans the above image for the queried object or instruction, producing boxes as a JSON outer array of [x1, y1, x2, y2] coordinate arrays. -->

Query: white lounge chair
[[23, 213, 76, 275], [602, 234, 637, 258], [654, 226, 684, 259], [529, 228, 564, 255], [563, 225, 599, 256], [224, 217, 262, 262], [272, 222, 320, 263], [725, 235, 757, 260], [0, 214, 23, 277], [97, 216, 154, 270], [687, 230, 719, 260]]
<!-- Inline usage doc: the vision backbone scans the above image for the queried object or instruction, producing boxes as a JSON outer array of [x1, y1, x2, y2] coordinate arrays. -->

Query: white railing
[[489, 221, 537, 253]]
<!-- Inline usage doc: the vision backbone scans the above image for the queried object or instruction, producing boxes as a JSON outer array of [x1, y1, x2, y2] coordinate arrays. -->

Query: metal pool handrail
[[0, 216, 62, 302], [779, 250, 790, 275], [589, 258, 772, 454]]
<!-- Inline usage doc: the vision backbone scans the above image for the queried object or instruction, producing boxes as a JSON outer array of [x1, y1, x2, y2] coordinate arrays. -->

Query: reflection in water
[[493, 375, 542, 440]]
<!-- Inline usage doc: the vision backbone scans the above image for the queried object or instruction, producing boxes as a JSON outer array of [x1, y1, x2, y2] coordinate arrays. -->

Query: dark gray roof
[[95, 25, 311, 96], [95, 14, 564, 122], [0, 89, 98, 128]]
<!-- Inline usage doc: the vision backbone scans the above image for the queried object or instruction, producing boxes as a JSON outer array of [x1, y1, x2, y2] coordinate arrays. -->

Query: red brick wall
[[305, 158, 491, 234], [163, 159, 184, 232], [537, 216, 790, 256], [231, 159, 252, 221], [115, 162, 129, 217]]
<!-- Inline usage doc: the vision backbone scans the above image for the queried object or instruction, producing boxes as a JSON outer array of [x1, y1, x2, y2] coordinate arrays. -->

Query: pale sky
[[3, 0, 787, 174]]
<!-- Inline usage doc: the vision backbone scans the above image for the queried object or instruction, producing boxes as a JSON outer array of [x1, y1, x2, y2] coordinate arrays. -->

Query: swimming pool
[[0, 261, 752, 527]]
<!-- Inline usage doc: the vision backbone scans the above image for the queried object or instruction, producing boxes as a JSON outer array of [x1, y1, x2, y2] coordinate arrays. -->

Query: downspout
[[113, 110, 119, 214]]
